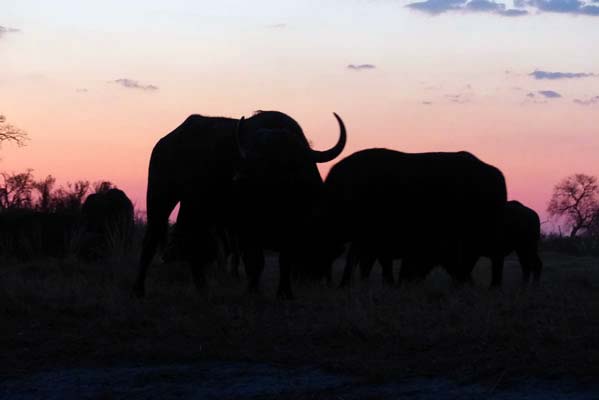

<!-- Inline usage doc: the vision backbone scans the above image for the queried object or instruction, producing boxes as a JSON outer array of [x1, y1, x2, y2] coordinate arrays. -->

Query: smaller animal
[[353, 200, 543, 285], [80, 188, 134, 259], [491, 200, 543, 284]]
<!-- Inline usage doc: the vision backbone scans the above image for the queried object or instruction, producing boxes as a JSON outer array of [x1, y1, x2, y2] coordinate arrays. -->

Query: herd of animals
[[133, 110, 542, 299], [0, 110, 542, 299]]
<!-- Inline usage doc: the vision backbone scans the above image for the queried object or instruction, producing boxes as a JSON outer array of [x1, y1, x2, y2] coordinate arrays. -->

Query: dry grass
[[1, 250, 598, 385]]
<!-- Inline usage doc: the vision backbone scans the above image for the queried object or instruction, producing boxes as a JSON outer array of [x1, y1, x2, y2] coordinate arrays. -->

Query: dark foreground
[[1, 252, 598, 398], [2, 362, 598, 399]]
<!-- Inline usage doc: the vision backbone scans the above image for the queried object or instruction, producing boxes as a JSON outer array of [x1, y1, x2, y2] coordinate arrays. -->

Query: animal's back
[[147, 115, 239, 198], [505, 200, 541, 242], [325, 147, 507, 248]]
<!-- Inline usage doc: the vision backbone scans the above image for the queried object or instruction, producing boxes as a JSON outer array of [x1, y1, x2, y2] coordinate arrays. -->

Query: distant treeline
[[3, 169, 599, 259], [1, 169, 101, 213], [0, 170, 136, 261]]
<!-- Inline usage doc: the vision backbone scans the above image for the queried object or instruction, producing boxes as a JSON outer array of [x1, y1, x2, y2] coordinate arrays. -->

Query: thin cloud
[[112, 78, 158, 91], [406, 0, 527, 16], [265, 23, 287, 28], [527, 0, 599, 15], [422, 101, 433, 105], [574, 96, 599, 105], [464, 0, 529, 15], [445, 93, 471, 103], [406, 0, 599, 15], [347, 64, 376, 71], [76, 88, 89, 93], [530, 70, 595, 79], [0, 26, 20, 37], [406, 0, 465, 15], [538, 90, 562, 98], [523, 92, 548, 104], [524, 91, 562, 102]]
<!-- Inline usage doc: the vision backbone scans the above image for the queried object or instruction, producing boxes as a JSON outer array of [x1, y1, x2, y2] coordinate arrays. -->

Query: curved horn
[[234, 116, 246, 160], [311, 113, 347, 163]]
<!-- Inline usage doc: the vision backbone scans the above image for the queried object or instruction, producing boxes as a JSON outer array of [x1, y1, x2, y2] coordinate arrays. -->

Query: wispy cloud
[[524, 90, 562, 102], [347, 64, 376, 71], [406, 0, 527, 16], [574, 96, 599, 105], [422, 101, 433, 105], [76, 88, 88, 93], [445, 93, 471, 103], [111, 78, 158, 91], [265, 23, 287, 28], [406, 0, 599, 15], [530, 70, 595, 79], [0, 26, 20, 38], [527, 0, 599, 15], [538, 90, 562, 98]]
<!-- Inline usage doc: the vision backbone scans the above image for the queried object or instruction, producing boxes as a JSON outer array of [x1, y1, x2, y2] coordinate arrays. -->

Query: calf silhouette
[[357, 200, 543, 285]]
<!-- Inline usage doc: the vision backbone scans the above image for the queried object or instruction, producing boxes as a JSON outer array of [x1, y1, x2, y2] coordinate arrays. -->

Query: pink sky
[[2, 1, 599, 231]]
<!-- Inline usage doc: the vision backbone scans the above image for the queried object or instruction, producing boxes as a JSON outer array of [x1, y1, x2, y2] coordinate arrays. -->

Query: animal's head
[[233, 111, 346, 191]]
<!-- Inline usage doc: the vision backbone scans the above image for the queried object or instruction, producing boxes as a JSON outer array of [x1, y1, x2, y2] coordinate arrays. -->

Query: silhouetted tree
[[51, 180, 90, 212], [0, 169, 35, 210], [33, 175, 56, 212], [1, 170, 90, 213], [548, 173, 599, 237], [93, 181, 114, 194], [0, 114, 28, 147]]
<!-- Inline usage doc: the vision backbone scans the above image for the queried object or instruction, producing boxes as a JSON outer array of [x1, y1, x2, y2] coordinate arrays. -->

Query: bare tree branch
[[0, 114, 29, 147]]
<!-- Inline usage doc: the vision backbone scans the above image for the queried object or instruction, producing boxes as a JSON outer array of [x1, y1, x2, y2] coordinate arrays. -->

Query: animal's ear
[[235, 116, 247, 160]]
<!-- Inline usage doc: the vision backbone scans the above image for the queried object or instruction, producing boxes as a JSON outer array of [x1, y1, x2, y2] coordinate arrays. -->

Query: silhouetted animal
[[355, 201, 542, 286], [0, 210, 78, 260], [134, 111, 346, 298], [324, 148, 507, 288], [80, 188, 134, 259], [457, 200, 542, 284]]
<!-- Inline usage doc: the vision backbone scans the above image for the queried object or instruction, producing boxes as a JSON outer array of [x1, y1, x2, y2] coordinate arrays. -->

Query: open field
[[1, 249, 598, 397]]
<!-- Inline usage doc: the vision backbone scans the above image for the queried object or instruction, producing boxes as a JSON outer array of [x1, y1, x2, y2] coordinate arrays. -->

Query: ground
[[1, 251, 598, 398]]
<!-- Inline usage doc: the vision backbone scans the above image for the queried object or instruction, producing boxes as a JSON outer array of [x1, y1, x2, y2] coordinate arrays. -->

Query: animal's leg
[[278, 251, 294, 300], [339, 243, 358, 288], [490, 254, 505, 287], [379, 255, 395, 286], [243, 245, 264, 293], [517, 246, 542, 286], [398, 258, 418, 284], [447, 253, 477, 285], [182, 227, 213, 293], [531, 253, 542, 284], [189, 258, 207, 290], [134, 194, 177, 298], [359, 253, 377, 281], [230, 252, 241, 279], [400, 256, 435, 285], [517, 249, 532, 285], [213, 230, 228, 283], [229, 233, 242, 279]]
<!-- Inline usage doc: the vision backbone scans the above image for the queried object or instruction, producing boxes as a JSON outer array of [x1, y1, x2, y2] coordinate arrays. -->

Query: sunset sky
[[1, 0, 598, 229]]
